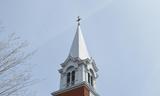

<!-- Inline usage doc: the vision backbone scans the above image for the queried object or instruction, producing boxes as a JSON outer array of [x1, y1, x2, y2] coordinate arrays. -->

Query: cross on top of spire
[[69, 16, 90, 60], [77, 16, 81, 25]]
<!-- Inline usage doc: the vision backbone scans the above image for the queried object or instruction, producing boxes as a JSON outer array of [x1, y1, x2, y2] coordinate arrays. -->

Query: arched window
[[88, 73, 90, 84], [67, 72, 70, 86], [71, 71, 75, 85], [91, 76, 93, 86], [89, 69, 94, 87]]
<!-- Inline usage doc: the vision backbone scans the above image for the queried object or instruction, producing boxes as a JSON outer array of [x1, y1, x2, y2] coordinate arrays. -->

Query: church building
[[51, 17, 99, 96]]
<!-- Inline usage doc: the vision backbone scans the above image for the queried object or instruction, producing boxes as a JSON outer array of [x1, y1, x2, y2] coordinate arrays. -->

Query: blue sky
[[0, 0, 160, 96]]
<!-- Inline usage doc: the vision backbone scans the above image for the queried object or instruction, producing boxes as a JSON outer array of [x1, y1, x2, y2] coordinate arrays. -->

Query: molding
[[52, 82, 99, 96], [91, 59, 99, 72], [61, 55, 91, 67], [60, 55, 99, 72]]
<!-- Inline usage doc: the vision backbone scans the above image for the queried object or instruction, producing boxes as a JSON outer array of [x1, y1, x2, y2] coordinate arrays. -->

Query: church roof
[[69, 23, 90, 60]]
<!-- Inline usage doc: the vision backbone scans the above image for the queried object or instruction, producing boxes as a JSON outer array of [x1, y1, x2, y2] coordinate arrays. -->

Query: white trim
[[52, 82, 99, 96]]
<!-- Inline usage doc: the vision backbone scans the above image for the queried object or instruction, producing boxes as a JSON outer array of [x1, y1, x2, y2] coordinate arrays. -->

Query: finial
[[77, 16, 81, 25]]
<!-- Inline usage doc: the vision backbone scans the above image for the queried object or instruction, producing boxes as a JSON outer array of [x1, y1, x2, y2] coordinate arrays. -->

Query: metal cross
[[77, 16, 81, 25]]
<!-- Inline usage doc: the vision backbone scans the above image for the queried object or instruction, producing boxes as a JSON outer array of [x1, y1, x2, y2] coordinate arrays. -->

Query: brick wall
[[55, 86, 89, 96]]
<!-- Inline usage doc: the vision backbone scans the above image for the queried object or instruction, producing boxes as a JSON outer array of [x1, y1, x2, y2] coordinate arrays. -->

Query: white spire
[[69, 20, 90, 60]]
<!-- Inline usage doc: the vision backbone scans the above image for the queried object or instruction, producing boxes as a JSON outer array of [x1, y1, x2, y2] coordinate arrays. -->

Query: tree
[[0, 32, 35, 96]]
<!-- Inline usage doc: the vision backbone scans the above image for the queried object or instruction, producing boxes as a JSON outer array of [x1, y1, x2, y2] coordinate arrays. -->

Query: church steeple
[[69, 18, 90, 60], [52, 17, 99, 96]]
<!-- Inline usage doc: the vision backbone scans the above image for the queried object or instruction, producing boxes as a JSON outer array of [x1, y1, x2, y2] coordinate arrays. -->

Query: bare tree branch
[[0, 30, 35, 96]]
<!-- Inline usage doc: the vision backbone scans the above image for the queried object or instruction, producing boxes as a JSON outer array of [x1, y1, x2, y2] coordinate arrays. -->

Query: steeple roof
[[69, 23, 90, 60]]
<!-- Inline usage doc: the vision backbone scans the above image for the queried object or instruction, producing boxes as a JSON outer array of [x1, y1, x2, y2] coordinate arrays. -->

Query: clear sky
[[0, 0, 160, 96]]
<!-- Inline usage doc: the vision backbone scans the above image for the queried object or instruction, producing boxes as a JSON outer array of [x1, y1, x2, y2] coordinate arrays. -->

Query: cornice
[[51, 82, 99, 96], [61, 55, 91, 68]]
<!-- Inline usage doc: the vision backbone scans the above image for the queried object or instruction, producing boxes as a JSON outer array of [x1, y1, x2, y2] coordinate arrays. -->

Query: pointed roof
[[69, 22, 90, 60]]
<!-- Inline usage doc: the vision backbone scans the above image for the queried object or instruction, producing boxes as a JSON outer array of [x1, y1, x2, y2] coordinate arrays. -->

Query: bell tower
[[51, 17, 99, 96]]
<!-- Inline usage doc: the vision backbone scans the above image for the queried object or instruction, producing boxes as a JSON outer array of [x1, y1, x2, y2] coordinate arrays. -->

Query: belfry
[[51, 17, 99, 96]]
